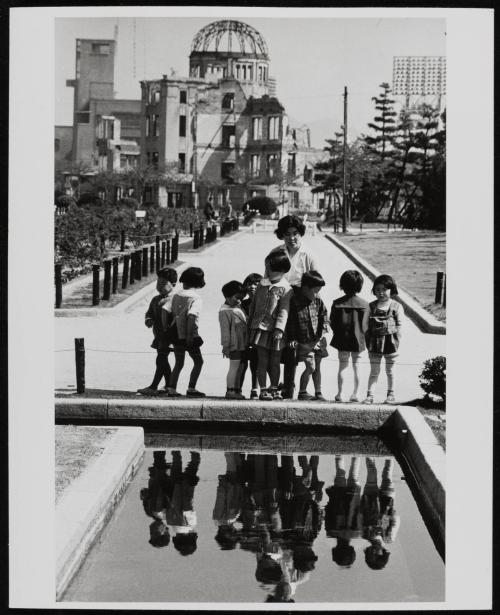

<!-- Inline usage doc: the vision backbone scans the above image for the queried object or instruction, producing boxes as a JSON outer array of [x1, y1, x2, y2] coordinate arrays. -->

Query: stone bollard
[[55, 263, 62, 308], [92, 264, 100, 305], [102, 259, 111, 300], [74, 338, 85, 394]]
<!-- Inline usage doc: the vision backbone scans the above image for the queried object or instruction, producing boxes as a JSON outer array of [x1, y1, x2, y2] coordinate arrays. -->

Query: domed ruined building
[[60, 19, 326, 211]]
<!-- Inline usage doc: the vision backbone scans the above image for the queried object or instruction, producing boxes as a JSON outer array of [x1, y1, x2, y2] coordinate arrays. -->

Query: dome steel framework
[[190, 20, 269, 58]]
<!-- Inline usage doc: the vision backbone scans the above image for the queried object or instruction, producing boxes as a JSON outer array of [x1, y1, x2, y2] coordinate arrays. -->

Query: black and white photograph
[[8, 5, 493, 610]]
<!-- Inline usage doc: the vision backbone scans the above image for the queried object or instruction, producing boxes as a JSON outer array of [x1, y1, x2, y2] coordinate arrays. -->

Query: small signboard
[[135, 210, 146, 218]]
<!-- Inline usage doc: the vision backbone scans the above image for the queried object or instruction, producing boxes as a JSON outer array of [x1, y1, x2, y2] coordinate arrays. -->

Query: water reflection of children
[[139, 450, 173, 548], [361, 457, 400, 570], [212, 452, 245, 550], [325, 455, 362, 568], [166, 450, 201, 556]]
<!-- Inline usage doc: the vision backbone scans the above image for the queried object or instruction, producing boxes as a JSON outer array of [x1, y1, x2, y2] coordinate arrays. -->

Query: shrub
[[419, 356, 446, 401]]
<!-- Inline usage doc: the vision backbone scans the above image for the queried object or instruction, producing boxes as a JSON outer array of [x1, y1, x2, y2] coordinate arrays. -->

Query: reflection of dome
[[190, 20, 269, 59]]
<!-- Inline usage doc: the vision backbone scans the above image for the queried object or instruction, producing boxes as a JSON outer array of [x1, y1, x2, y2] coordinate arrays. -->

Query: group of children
[[138, 256, 403, 404]]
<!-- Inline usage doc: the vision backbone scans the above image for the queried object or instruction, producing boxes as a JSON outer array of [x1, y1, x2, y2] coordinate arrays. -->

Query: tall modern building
[[140, 20, 325, 211]]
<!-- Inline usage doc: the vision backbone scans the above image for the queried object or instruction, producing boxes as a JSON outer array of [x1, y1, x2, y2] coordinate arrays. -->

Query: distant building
[[140, 20, 325, 211], [62, 38, 141, 170], [57, 22, 326, 212]]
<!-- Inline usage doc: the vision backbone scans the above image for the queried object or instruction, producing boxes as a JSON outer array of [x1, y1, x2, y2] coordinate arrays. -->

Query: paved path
[[55, 227, 445, 404]]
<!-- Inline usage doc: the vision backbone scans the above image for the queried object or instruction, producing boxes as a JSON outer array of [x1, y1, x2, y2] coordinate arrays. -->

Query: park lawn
[[336, 230, 446, 322]]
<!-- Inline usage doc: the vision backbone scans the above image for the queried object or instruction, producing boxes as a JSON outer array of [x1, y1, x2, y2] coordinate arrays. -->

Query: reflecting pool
[[64, 436, 444, 603]]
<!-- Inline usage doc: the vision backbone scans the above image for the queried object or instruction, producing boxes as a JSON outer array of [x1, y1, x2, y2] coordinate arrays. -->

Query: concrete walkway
[[55, 227, 445, 404]]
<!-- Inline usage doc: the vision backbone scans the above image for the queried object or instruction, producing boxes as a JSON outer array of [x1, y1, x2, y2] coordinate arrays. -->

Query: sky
[[55, 16, 446, 148]]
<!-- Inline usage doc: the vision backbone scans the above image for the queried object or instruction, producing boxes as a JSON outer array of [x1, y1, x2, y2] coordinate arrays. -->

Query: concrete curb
[[384, 405, 445, 546], [324, 233, 446, 335], [56, 426, 144, 601], [55, 397, 395, 430]]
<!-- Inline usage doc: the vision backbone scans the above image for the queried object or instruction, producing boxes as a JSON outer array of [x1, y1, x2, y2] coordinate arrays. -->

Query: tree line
[[314, 83, 446, 230]]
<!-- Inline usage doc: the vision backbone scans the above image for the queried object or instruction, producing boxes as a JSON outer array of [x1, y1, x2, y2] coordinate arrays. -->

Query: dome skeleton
[[190, 20, 269, 58]]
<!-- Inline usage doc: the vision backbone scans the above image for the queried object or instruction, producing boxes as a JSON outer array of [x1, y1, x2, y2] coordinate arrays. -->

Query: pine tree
[[365, 83, 398, 159]]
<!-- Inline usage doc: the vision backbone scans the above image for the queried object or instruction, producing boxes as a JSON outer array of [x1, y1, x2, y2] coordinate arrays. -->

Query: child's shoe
[[225, 390, 245, 400], [349, 394, 360, 403], [166, 387, 182, 397], [250, 388, 259, 400], [271, 388, 283, 400], [259, 389, 273, 401], [298, 391, 315, 401], [186, 388, 206, 398], [384, 392, 396, 404], [137, 387, 159, 396], [363, 394, 374, 404], [334, 394, 345, 402], [314, 392, 326, 401]]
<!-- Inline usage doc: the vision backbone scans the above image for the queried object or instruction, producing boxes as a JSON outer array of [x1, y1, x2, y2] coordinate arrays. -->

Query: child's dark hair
[[364, 544, 390, 570], [172, 532, 198, 556], [275, 214, 306, 239], [332, 543, 356, 567], [340, 270, 364, 295], [265, 249, 291, 274], [215, 525, 238, 550], [301, 270, 325, 289], [179, 266, 206, 288], [157, 267, 178, 284], [255, 555, 283, 583], [372, 274, 398, 296], [243, 272, 263, 287], [148, 521, 170, 548], [222, 280, 244, 299]]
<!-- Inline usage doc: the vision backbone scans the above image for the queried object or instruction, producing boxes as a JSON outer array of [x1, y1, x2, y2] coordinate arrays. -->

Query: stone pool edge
[[55, 397, 395, 430], [55, 404, 445, 599], [56, 426, 145, 601]]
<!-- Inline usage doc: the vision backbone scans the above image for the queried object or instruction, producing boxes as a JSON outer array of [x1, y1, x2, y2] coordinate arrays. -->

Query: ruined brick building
[[57, 20, 327, 212]]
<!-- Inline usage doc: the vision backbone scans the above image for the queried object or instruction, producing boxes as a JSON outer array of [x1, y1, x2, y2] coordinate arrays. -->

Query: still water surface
[[64, 439, 444, 603]]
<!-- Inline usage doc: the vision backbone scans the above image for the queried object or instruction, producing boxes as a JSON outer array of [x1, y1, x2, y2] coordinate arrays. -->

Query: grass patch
[[55, 425, 117, 502], [334, 230, 446, 322]]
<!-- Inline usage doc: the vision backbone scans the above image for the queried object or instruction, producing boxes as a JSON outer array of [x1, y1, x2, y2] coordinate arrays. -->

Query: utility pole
[[342, 86, 348, 233]]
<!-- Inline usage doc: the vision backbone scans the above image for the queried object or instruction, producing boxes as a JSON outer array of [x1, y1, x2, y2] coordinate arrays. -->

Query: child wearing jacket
[[247, 251, 292, 400], [219, 280, 247, 399]]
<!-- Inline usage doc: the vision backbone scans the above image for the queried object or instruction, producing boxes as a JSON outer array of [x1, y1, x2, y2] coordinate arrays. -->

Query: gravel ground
[[55, 425, 117, 502]]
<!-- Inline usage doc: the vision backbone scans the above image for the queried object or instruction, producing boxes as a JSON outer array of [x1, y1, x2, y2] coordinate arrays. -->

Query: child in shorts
[[137, 267, 178, 396], [247, 251, 292, 400], [239, 273, 263, 399], [330, 270, 370, 402], [162, 266, 206, 398], [285, 271, 329, 401], [219, 280, 247, 399]]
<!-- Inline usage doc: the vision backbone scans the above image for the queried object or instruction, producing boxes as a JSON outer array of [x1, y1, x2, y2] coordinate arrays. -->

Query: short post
[[360, 223, 363, 233], [155, 236, 160, 272], [136, 250, 142, 281], [75, 337, 85, 394], [150, 245, 155, 273], [102, 259, 111, 300], [120, 229, 126, 252], [172, 233, 179, 262], [161, 240, 166, 267], [129, 252, 135, 285], [442, 277, 446, 307], [112, 257, 119, 293], [199, 226, 204, 247], [193, 229, 199, 249], [435, 271, 445, 304], [166, 239, 171, 264], [142, 247, 148, 276], [122, 254, 130, 289], [92, 264, 100, 306], [189, 222, 193, 237], [55, 263, 62, 308]]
